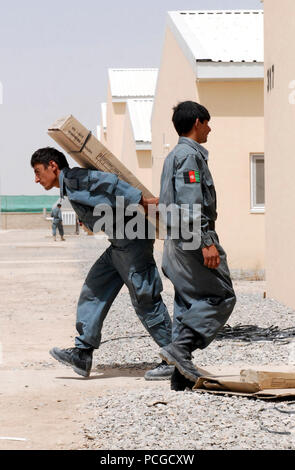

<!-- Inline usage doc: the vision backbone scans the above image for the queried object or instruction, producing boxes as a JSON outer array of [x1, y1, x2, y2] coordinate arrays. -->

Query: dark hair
[[31, 147, 69, 170], [57, 203, 62, 207], [172, 101, 210, 136]]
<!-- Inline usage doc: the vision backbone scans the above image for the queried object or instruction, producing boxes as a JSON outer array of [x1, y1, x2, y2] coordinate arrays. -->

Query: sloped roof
[[168, 10, 264, 79], [109, 68, 158, 99], [127, 99, 153, 147]]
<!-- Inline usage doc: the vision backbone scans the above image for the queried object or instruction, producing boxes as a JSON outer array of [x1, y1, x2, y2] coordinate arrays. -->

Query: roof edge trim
[[196, 62, 264, 80]]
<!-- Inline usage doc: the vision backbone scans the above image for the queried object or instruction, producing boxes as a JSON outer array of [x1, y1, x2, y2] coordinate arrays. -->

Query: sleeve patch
[[183, 170, 200, 184]]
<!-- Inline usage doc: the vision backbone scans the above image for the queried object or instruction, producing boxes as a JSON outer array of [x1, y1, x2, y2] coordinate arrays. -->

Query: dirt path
[[0, 230, 168, 450]]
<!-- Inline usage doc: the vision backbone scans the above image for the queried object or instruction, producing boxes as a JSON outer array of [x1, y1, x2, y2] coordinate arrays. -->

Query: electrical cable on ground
[[259, 403, 295, 436], [100, 325, 295, 345], [216, 324, 295, 343]]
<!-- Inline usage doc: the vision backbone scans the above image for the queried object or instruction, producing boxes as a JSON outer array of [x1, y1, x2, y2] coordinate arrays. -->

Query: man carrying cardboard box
[[31, 147, 173, 380]]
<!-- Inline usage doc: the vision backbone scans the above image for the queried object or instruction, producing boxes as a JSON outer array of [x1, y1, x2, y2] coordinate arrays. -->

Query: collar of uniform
[[178, 137, 209, 162], [59, 169, 66, 199]]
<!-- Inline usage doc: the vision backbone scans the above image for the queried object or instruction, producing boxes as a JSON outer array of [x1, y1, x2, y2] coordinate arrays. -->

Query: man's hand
[[140, 196, 159, 215], [202, 244, 220, 269], [81, 223, 93, 236]]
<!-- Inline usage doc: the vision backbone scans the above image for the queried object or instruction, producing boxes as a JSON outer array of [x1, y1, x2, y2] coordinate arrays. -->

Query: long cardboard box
[[48, 115, 154, 199], [48, 115, 161, 237]]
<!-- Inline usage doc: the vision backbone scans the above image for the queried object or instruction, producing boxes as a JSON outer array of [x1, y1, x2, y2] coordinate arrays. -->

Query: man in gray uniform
[[31, 147, 173, 380], [159, 101, 236, 390], [51, 203, 65, 241]]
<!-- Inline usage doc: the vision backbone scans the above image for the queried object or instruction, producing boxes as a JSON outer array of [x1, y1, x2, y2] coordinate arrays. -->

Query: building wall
[[152, 24, 265, 272], [264, 0, 295, 306], [105, 83, 126, 160], [102, 83, 153, 192], [136, 150, 153, 193], [121, 109, 153, 192], [199, 80, 265, 272]]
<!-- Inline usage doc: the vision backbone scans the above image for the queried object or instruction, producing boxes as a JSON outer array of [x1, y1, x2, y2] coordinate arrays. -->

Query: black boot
[[50, 347, 93, 377], [144, 360, 174, 381], [170, 367, 195, 392], [160, 325, 203, 383]]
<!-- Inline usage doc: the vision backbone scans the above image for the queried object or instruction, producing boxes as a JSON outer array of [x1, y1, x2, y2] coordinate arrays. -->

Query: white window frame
[[250, 153, 265, 213]]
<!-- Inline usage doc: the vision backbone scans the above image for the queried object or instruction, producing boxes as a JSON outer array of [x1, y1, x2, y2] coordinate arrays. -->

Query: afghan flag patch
[[184, 170, 200, 184]]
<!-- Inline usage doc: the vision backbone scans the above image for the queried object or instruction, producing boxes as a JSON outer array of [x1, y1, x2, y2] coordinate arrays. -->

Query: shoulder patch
[[183, 170, 200, 184]]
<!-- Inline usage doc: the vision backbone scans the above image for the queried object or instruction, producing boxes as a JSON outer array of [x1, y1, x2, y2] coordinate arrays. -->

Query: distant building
[[151, 10, 265, 275], [99, 68, 158, 191]]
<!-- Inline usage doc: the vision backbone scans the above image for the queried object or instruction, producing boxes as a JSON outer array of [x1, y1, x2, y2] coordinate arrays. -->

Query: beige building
[[99, 68, 158, 192], [152, 10, 265, 274], [263, 0, 295, 307]]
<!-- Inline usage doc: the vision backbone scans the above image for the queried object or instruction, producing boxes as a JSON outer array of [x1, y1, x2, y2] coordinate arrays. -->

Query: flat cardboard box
[[192, 365, 295, 400], [48, 115, 154, 199], [194, 388, 295, 400], [240, 367, 295, 390]]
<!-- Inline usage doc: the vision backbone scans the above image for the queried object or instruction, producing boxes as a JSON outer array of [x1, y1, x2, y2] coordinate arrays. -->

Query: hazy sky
[[0, 0, 262, 195]]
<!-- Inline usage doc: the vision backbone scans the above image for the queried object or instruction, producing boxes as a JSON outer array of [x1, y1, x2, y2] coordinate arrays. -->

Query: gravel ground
[[82, 391, 295, 450], [75, 234, 295, 450]]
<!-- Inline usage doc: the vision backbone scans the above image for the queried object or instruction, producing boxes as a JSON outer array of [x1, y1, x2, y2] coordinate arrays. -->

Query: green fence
[[0, 195, 60, 213]]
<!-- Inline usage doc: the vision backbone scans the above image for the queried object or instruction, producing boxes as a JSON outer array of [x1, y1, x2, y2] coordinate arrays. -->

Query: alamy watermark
[[89, 196, 202, 250]]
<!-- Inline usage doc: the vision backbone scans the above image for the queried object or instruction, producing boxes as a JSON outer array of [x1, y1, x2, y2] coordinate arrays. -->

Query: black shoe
[[160, 343, 202, 383], [170, 367, 195, 391], [173, 325, 203, 359], [144, 361, 174, 381], [49, 347, 93, 377]]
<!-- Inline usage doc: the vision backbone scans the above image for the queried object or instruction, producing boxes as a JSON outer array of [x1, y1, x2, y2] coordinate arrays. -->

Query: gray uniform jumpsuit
[[51, 206, 64, 237], [59, 167, 172, 350], [159, 137, 236, 348]]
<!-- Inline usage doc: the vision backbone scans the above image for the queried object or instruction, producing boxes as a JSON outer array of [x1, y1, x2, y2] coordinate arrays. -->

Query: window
[[251, 154, 265, 213]]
